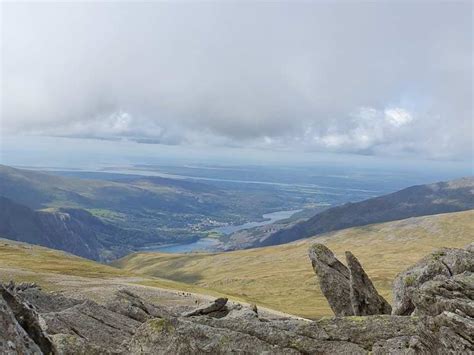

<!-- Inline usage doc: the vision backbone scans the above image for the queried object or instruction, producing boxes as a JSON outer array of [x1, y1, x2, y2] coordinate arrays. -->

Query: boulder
[[414, 271, 474, 354], [411, 272, 473, 317], [308, 244, 353, 316], [392, 246, 474, 315], [346, 251, 392, 315], [308, 244, 391, 317], [105, 288, 172, 322], [0, 285, 55, 354], [0, 293, 42, 355], [182, 297, 230, 318]]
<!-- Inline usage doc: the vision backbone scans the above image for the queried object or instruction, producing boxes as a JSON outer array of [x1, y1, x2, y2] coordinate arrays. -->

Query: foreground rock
[[414, 271, 474, 353], [0, 281, 428, 354], [308, 244, 352, 316], [182, 297, 229, 318], [0, 291, 42, 354], [346, 251, 391, 315], [308, 244, 390, 316], [392, 243, 474, 315], [1, 243, 473, 354]]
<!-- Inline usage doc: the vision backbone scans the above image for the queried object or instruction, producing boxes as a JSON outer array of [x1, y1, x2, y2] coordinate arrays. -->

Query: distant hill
[[250, 177, 474, 248], [0, 196, 134, 261], [114, 210, 474, 318], [0, 165, 312, 250]]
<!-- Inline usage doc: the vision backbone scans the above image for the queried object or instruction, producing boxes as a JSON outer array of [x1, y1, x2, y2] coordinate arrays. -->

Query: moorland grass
[[114, 210, 474, 319]]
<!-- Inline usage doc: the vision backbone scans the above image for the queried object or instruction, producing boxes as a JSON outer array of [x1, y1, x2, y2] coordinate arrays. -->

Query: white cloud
[[384, 108, 413, 127], [1, 1, 472, 160]]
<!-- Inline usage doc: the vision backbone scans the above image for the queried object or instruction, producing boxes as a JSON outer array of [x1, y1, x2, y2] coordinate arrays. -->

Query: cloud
[[1, 1, 472, 160], [384, 108, 413, 128]]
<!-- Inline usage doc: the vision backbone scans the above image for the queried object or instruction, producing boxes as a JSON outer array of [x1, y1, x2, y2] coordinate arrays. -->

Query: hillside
[[227, 176, 474, 249], [0, 165, 322, 253], [114, 209, 474, 319], [0, 237, 230, 304], [0, 196, 136, 261]]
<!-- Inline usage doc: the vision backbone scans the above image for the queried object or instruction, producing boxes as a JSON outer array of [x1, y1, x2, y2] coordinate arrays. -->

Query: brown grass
[[114, 210, 474, 319]]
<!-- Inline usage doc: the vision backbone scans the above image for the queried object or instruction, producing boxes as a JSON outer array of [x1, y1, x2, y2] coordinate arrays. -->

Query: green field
[[114, 210, 474, 319]]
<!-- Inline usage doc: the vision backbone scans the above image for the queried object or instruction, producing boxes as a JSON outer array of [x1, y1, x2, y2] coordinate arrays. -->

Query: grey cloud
[[1, 1, 472, 159]]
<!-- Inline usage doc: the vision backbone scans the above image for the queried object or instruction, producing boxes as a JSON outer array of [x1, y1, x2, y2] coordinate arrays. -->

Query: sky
[[1, 1, 473, 166]]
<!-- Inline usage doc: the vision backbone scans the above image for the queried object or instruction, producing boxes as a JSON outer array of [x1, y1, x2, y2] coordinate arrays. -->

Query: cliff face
[[0, 196, 128, 261]]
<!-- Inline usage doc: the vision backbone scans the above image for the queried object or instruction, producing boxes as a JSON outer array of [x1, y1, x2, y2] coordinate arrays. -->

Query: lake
[[211, 209, 301, 235], [146, 209, 301, 253]]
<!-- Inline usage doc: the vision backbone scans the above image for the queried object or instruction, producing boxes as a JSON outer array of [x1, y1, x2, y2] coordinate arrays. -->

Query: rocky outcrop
[[308, 244, 352, 316], [2, 243, 473, 354], [346, 251, 392, 315], [308, 243, 474, 353], [0, 281, 425, 354], [392, 244, 474, 315], [0, 283, 55, 355], [0, 292, 42, 354], [413, 271, 474, 354], [182, 297, 229, 318], [308, 244, 390, 317]]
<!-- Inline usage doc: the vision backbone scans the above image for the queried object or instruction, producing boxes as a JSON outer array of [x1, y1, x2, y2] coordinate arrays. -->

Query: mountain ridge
[[244, 176, 474, 248]]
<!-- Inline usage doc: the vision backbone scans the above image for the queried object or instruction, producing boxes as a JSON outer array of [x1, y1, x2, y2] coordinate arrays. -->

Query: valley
[[114, 210, 474, 318], [0, 164, 392, 258]]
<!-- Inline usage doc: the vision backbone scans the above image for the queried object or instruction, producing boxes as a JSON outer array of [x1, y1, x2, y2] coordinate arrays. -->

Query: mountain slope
[[0, 196, 133, 261], [252, 177, 474, 247], [0, 165, 315, 250], [114, 210, 474, 318]]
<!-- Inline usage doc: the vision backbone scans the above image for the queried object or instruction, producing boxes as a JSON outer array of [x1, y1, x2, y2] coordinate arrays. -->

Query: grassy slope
[[0, 238, 231, 300], [114, 210, 474, 319]]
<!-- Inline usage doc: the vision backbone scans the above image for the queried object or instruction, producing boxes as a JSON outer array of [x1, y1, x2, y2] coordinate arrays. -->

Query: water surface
[[147, 209, 301, 253]]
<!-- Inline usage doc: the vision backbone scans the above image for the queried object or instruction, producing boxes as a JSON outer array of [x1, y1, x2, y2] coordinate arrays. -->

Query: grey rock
[[105, 289, 172, 322], [182, 297, 230, 318], [308, 244, 353, 316], [41, 299, 141, 353], [418, 310, 474, 354], [0, 293, 42, 355], [128, 315, 368, 354], [411, 271, 474, 317], [392, 246, 474, 315], [315, 315, 419, 350], [413, 270, 474, 354], [0, 285, 56, 354], [371, 336, 428, 355], [2, 242, 474, 354], [346, 251, 392, 315]]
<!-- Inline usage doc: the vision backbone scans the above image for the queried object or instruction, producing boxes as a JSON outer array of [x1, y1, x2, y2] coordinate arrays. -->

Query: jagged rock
[[41, 299, 141, 353], [182, 297, 229, 318], [223, 303, 259, 320], [411, 272, 474, 317], [346, 251, 392, 315], [0, 293, 42, 355], [128, 314, 368, 354], [308, 244, 353, 316], [2, 243, 474, 354], [308, 244, 390, 317], [105, 289, 172, 322], [371, 336, 428, 354], [392, 246, 474, 315], [315, 315, 419, 350], [412, 270, 474, 354], [2, 281, 40, 294], [418, 310, 474, 354], [0, 285, 56, 354]]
